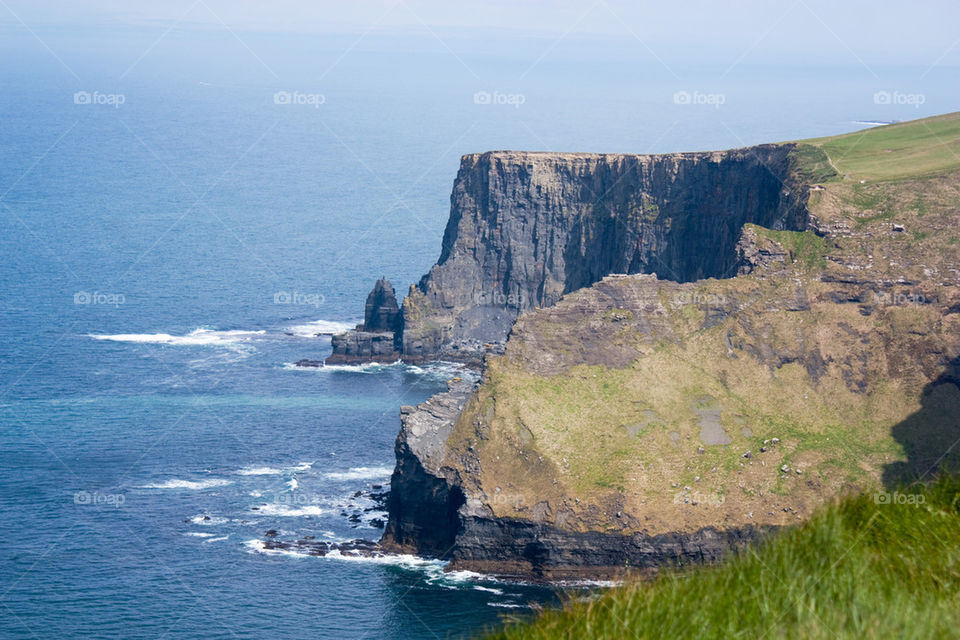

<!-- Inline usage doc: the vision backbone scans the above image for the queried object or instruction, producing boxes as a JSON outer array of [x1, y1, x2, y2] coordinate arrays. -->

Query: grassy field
[[484, 475, 960, 640], [802, 111, 960, 182]]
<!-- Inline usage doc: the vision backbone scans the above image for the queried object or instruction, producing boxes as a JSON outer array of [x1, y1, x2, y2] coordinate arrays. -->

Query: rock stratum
[[332, 113, 960, 580]]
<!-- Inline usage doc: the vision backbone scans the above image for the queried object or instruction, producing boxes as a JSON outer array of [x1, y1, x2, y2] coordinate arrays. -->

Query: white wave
[[243, 539, 310, 558], [286, 477, 299, 491], [286, 320, 357, 338], [403, 361, 474, 380], [184, 532, 216, 538], [89, 328, 264, 347], [255, 504, 324, 517], [323, 466, 393, 481], [324, 549, 448, 569], [249, 490, 263, 498], [319, 361, 402, 373], [139, 478, 232, 490], [473, 586, 505, 594], [236, 461, 313, 476], [188, 515, 228, 526], [488, 603, 526, 609], [203, 535, 229, 543], [237, 466, 284, 476]]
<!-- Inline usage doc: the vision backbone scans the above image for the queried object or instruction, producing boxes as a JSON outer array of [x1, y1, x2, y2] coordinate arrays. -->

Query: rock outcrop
[[326, 278, 401, 364], [363, 278, 401, 333]]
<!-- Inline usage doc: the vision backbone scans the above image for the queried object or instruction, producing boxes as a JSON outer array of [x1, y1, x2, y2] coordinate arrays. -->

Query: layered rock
[[326, 278, 401, 364], [398, 145, 811, 363], [363, 278, 401, 333]]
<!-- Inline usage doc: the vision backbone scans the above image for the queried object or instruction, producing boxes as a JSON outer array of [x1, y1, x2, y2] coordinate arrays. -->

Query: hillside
[[375, 112, 960, 579]]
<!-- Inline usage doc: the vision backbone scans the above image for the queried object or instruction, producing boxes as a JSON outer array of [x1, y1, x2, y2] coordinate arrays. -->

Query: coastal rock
[[327, 278, 402, 364], [363, 277, 401, 333], [380, 379, 476, 557], [326, 331, 399, 364]]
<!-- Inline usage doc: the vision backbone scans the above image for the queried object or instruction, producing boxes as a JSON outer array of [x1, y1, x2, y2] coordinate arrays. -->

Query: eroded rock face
[[380, 379, 476, 557], [398, 146, 810, 363], [364, 278, 401, 333], [327, 278, 402, 364]]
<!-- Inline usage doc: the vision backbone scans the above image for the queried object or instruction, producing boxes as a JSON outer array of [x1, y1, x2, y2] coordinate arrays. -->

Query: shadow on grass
[[883, 355, 960, 488]]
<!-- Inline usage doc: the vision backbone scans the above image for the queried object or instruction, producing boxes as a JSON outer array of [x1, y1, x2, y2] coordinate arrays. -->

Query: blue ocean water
[[1, 24, 957, 639]]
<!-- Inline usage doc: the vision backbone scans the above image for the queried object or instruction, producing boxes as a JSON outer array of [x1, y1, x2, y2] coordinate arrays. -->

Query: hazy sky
[[2, 0, 958, 66]]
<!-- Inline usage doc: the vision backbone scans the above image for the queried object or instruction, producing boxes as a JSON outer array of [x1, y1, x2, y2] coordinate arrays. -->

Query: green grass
[[484, 475, 960, 640], [745, 225, 829, 270], [802, 112, 960, 182], [789, 143, 840, 184]]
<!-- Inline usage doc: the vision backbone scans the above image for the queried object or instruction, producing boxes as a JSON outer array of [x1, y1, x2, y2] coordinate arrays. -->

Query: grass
[[745, 225, 829, 270], [484, 474, 960, 640], [802, 112, 960, 182]]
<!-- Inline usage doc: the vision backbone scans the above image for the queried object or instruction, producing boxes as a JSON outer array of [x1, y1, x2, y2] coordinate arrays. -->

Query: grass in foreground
[[484, 475, 960, 640]]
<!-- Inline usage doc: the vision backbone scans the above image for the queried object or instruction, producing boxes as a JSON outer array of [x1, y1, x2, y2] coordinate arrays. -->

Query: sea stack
[[326, 278, 402, 364]]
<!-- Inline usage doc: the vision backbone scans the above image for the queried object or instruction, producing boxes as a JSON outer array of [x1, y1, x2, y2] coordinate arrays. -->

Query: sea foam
[[323, 466, 393, 481], [139, 478, 232, 490], [88, 328, 264, 347], [286, 320, 357, 338]]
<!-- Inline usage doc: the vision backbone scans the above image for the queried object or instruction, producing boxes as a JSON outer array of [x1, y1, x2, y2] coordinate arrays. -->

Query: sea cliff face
[[369, 114, 960, 580], [332, 145, 812, 364]]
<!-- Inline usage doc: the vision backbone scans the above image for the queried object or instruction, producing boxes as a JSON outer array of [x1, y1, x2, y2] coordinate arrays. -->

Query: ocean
[[1, 24, 956, 639]]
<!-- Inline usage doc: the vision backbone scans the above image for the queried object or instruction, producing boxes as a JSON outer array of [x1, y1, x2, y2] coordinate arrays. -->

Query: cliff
[[373, 112, 960, 579], [331, 144, 812, 364]]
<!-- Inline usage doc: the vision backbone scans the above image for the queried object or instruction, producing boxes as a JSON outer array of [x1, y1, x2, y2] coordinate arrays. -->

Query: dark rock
[[327, 331, 400, 365], [264, 529, 278, 537], [294, 359, 323, 368], [363, 278, 401, 333]]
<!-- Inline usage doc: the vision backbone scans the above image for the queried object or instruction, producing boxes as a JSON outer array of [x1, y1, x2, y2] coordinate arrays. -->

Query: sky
[[1, 0, 958, 67]]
